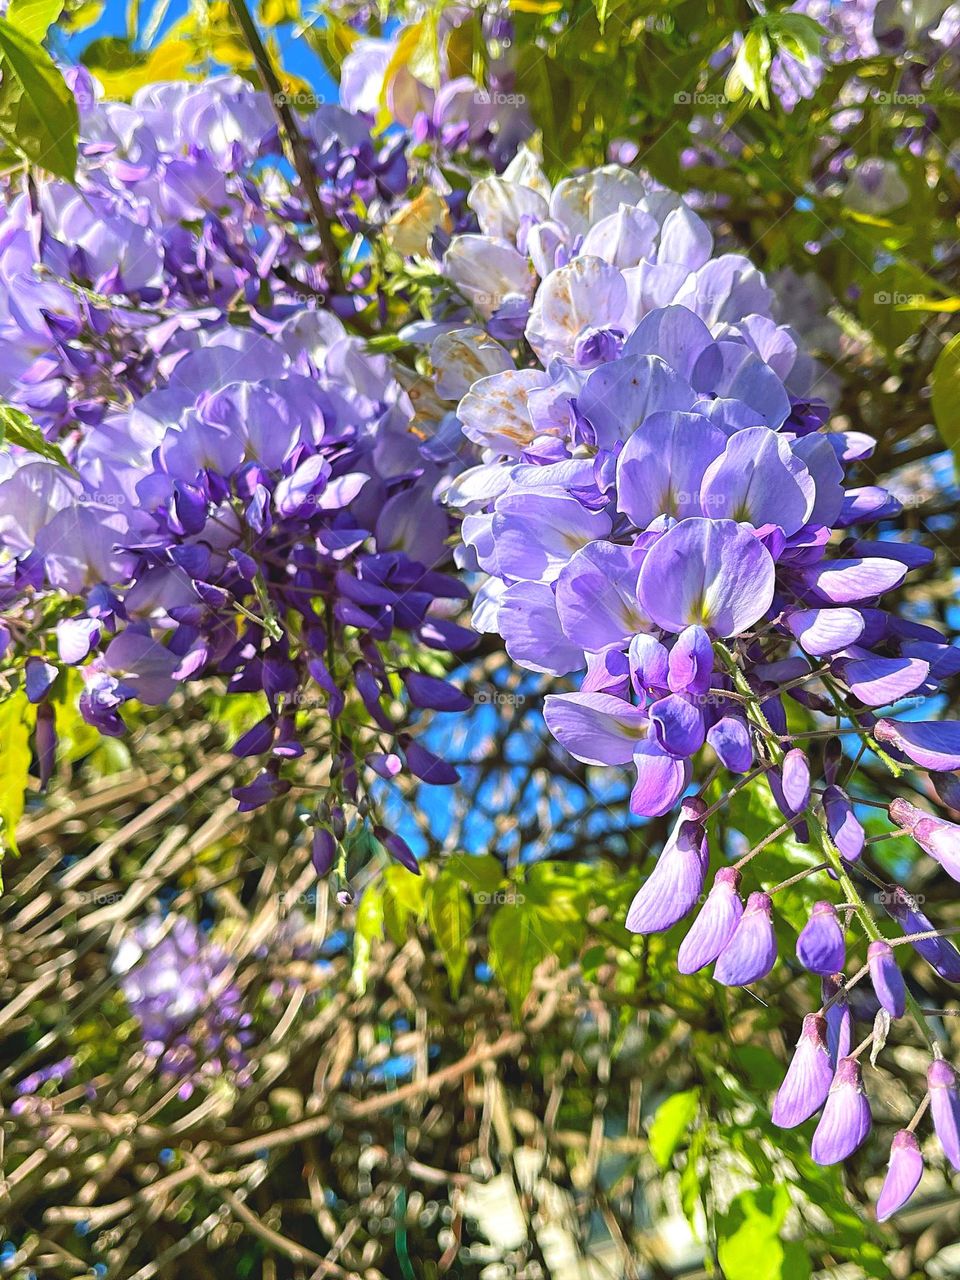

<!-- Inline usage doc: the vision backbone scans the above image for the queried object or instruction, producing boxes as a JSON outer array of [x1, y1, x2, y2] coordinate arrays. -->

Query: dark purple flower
[[312, 827, 337, 876], [232, 769, 291, 813], [25, 657, 58, 704], [868, 940, 906, 1018], [822, 974, 852, 1063], [402, 669, 472, 712], [796, 901, 845, 975], [874, 720, 960, 772], [375, 826, 420, 874], [883, 886, 960, 982]]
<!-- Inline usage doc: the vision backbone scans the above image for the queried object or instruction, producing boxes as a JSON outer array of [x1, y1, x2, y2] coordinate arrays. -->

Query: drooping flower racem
[[436, 146, 960, 1200]]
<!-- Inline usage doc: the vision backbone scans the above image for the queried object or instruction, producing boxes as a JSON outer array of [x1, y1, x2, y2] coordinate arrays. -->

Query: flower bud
[[714, 891, 777, 986], [677, 866, 742, 974], [796, 901, 845, 975], [929, 1057, 960, 1171], [876, 1130, 923, 1222], [811, 1057, 871, 1165], [889, 797, 960, 881], [374, 825, 420, 875], [780, 748, 811, 814], [823, 786, 864, 862], [311, 828, 337, 877], [822, 974, 852, 1063], [867, 940, 905, 1018], [35, 703, 57, 790], [772, 1014, 833, 1128], [626, 800, 708, 934]]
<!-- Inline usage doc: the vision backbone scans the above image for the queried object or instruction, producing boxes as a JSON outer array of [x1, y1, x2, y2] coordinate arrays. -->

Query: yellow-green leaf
[[932, 330, 960, 467], [488, 901, 549, 1020], [648, 1088, 700, 1168], [0, 16, 79, 178], [0, 403, 74, 470], [351, 883, 384, 993], [427, 870, 472, 996], [0, 691, 34, 866], [382, 862, 426, 944], [443, 852, 504, 897], [6, 0, 62, 43]]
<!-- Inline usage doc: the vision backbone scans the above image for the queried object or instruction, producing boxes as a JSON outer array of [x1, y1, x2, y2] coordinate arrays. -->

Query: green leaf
[[53, 671, 100, 764], [769, 13, 825, 66], [488, 901, 550, 1020], [932, 330, 960, 467], [443, 852, 504, 897], [679, 1124, 705, 1224], [0, 16, 79, 178], [0, 403, 74, 470], [5, 0, 62, 42], [717, 1186, 811, 1280], [426, 870, 472, 997], [382, 863, 426, 945], [0, 690, 34, 868], [305, 5, 357, 83], [648, 1088, 700, 1169], [594, 0, 609, 33], [351, 883, 384, 994]]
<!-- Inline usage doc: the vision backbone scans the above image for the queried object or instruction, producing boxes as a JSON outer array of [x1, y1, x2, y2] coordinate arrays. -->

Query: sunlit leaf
[[382, 862, 426, 944], [351, 882, 384, 993], [648, 1088, 700, 1168], [427, 869, 472, 996], [0, 690, 34, 867], [932, 330, 960, 469], [0, 403, 73, 470], [0, 16, 79, 178], [489, 900, 549, 1019], [5, 0, 62, 43]]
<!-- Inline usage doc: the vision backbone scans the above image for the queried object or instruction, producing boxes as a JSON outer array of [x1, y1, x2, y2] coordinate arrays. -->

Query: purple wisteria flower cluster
[[769, 0, 960, 119], [439, 152, 960, 1217], [113, 914, 253, 1096], [339, 4, 532, 173], [0, 74, 473, 868], [0, 73, 409, 435]]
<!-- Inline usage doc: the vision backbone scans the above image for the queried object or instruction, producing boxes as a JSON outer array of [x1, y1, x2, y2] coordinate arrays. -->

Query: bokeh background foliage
[[0, 0, 959, 1276]]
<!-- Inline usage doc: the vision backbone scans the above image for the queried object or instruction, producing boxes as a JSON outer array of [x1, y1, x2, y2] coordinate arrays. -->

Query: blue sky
[[61, 0, 339, 98]]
